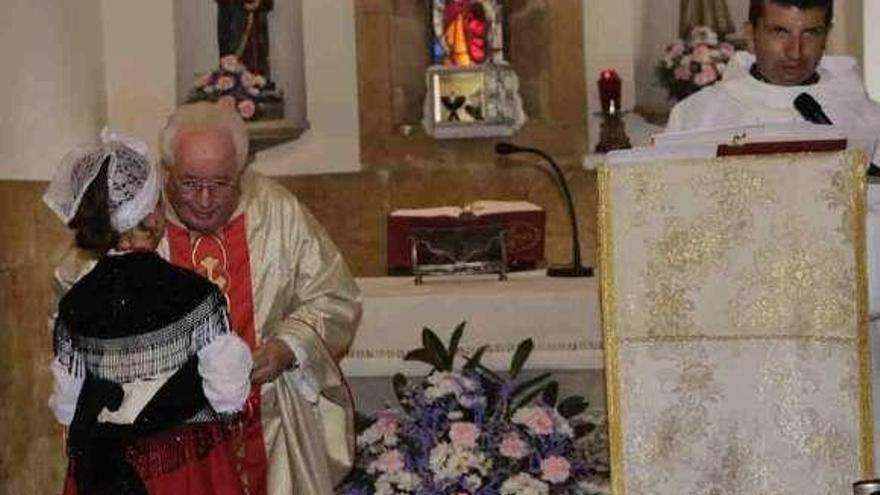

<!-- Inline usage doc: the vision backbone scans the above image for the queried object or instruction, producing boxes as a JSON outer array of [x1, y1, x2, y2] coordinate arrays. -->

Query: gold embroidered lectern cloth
[[598, 150, 872, 495]]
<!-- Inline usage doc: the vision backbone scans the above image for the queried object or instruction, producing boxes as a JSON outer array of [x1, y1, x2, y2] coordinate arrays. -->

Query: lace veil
[[44, 129, 160, 234]]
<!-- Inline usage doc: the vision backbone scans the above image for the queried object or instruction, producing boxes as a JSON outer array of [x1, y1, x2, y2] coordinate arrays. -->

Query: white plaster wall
[[0, 0, 106, 181], [0, 0, 360, 180], [251, 0, 361, 175], [866, 0, 880, 101], [101, 0, 178, 159]]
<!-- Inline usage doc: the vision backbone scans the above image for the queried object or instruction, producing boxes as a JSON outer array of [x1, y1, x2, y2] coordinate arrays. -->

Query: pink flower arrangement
[[513, 406, 555, 436], [541, 456, 571, 484], [499, 433, 529, 459], [187, 54, 281, 121], [449, 421, 480, 448], [656, 26, 735, 101], [338, 324, 609, 495], [375, 449, 405, 473]]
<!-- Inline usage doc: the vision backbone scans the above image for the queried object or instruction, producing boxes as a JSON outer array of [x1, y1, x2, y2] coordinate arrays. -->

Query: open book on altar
[[387, 200, 546, 274]]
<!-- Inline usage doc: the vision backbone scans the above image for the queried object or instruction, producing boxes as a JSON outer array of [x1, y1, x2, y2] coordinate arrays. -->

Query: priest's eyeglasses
[[174, 176, 238, 198]]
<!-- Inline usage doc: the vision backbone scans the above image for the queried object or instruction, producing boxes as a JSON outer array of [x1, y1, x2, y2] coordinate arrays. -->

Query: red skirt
[[62, 421, 246, 495]]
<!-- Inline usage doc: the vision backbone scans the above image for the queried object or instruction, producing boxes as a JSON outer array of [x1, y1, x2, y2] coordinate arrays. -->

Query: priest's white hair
[[160, 102, 249, 171]]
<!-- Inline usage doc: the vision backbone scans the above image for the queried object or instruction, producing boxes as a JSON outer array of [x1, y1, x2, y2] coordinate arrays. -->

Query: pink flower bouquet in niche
[[337, 323, 609, 495], [656, 26, 735, 101], [187, 55, 282, 121]]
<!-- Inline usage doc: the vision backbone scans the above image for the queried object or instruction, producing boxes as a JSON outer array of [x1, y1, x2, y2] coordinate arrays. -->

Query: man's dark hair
[[749, 0, 833, 27], [68, 157, 119, 254]]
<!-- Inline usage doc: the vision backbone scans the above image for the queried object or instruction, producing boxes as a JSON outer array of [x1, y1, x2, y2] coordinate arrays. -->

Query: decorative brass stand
[[594, 110, 632, 154]]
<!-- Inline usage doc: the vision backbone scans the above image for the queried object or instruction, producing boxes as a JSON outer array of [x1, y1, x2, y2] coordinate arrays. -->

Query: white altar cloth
[[341, 270, 602, 377]]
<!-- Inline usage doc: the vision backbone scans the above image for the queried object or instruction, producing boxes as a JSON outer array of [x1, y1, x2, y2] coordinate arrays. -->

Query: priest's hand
[[251, 338, 296, 384]]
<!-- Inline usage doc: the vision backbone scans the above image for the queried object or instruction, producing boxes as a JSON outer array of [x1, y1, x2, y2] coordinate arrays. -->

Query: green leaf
[[404, 348, 439, 368], [511, 371, 552, 399], [447, 321, 466, 362], [463, 345, 488, 370], [574, 422, 597, 438], [354, 411, 373, 433], [422, 327, 451, 370], [542, 381, 559, 406], [558, 395, 589, 418], [512, 383, 550, 410], [509, 338, 534, 378]]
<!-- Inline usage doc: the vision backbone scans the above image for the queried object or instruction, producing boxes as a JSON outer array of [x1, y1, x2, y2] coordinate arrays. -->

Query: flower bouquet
[[338, 323, 609, 495], [655, 26, 736, 101], [187, 55, 283, 121]]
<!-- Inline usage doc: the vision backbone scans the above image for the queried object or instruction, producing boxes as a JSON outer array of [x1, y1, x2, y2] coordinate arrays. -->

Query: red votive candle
[[598, 69, 621, 115]]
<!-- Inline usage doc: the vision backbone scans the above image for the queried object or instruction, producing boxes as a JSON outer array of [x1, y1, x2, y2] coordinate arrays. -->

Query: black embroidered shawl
[[54, 252, 230, 383]]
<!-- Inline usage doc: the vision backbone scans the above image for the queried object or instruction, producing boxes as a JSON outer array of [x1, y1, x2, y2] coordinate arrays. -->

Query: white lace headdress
[[43, 128, 160, 234]]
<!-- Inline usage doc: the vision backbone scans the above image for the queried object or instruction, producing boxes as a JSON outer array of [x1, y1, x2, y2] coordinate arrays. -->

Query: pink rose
[[237, 99, 256, 119], [499, 433, 528, 459], [217, 95, 237, 110], [692, 44, 712, 64], [524, 408, 554, 435], [541, 456, 571, 484], [375, 411, 399, 437], [216, 75, 236, 91], [375, 449, 405, 473], [693, 63, 718, 86], [667, 40, 685, 57], [220, 54, 241, 72], [449, 422, 480, 448], [674, 65, 692, 81], [241, 71, 256, 88]]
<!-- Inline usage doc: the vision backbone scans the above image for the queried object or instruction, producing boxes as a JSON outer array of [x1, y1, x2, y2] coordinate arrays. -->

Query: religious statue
[[216, 0, 273, 77], [423, 0, 526, 138], [442, 0, 489, 66], [679, 0, 734, 39]]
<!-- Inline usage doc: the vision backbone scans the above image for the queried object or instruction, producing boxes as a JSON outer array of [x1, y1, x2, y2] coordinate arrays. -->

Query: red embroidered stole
[[167, 215, 268, 495]]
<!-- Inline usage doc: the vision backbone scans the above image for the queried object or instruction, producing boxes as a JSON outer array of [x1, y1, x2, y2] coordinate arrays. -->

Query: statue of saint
[[679, 0, 734, 39], [216, 0, 274, 77]]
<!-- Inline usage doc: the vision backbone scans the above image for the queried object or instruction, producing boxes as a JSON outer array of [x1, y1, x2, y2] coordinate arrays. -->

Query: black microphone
[[794, 93, 880, 176], [494, 142, 593, 277], [794, 92, 833, 125]]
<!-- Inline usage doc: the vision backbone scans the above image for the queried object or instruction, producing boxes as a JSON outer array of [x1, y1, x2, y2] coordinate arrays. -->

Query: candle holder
[[595, 69, 631, 153], [595, 105, 632, 154]]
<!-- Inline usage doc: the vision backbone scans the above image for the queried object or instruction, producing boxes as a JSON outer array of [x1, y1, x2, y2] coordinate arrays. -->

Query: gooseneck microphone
[[495, 142, 592, 277], [794, 93, 833, 125]]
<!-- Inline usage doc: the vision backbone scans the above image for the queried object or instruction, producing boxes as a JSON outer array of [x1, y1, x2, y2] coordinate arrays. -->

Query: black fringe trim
[[54, 291, 230, 383]]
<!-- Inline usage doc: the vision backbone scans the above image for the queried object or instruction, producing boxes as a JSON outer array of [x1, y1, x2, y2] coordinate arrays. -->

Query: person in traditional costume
[[155, 102, 361, 495], [44, 130, 253, 495], [54, 103, 361, 495]]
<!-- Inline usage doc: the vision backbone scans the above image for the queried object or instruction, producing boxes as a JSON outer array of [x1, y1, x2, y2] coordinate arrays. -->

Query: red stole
[[167, 215, 268, 495]]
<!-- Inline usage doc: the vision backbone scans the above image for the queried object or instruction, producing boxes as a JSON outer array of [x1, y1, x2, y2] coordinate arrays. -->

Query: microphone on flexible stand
[[794, 93, 880, 176], [495, 142, 593, 277]]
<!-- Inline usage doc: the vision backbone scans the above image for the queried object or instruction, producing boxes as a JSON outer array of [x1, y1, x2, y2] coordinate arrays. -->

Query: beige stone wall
[[0, 182, 72, 493]]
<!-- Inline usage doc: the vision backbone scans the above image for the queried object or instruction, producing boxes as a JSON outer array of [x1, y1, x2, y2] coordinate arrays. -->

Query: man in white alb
[[665, 0, 880, 464], [666, 0, 880, 143]]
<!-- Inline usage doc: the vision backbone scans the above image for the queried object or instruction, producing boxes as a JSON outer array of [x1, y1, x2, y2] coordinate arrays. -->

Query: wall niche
[[174, 0, 308, 151], [355, 0, 587, 169]]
